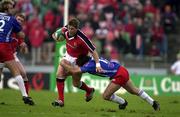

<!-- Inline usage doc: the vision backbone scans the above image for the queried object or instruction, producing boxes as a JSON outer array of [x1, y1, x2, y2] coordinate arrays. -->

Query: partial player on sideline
[[0, 0, 34, 105], [0, 13, 34, 105]]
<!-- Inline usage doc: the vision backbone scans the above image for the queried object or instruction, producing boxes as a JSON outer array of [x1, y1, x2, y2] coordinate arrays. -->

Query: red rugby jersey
[[62, 27, 95, 57]]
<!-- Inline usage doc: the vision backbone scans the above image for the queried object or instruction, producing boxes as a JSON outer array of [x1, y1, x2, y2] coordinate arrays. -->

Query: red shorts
[[111, 66, 129, 86], [0, 43, 14, 62]]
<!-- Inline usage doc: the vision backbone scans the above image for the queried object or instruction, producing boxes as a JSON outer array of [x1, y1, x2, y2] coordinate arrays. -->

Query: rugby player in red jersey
[[60, 55, 160, 111], [0, 1, 34, 105], [12, 13, 30, 95], [52, 18, 102, 107]]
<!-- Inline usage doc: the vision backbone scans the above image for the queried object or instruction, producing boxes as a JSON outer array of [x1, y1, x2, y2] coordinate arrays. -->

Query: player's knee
[[102, 93, 111, 100], [129, 89, 139, 95], [72, 76, 81, 88], [73, 83, 79, 87], [21, 72, 27, 79], [72, 81, 79, 87]]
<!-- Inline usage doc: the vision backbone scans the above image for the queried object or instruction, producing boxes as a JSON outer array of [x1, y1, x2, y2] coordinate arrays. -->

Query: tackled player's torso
[[64, 31, 89, 57]]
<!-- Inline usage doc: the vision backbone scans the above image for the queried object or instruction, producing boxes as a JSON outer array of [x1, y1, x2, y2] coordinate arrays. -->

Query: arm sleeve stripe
[[77, 30, 95, 52]]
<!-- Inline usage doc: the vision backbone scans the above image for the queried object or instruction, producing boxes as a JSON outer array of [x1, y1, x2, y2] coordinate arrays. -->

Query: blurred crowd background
[[11, 0, 179, 67]]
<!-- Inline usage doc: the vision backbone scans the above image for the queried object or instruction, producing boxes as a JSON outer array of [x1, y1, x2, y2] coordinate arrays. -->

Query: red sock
[[79, 81, 91, 93], [24, 81, 29, 95], [56, 79, 65, 102]]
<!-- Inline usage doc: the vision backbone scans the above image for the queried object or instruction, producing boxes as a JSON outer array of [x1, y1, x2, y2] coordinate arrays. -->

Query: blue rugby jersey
[[80, 57, 121, 78], [0, 13, 22, 43]]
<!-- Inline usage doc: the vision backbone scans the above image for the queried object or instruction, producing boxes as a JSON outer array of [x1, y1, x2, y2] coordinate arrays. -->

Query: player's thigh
[[56, 64, 66, 77], [5, 60, 20, 77], [123, 79, 139, 95], [103, 82, 121, 98]]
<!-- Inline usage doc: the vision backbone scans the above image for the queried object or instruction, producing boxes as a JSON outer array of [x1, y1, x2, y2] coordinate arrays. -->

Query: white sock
[[110, 94, 125, 105], [138, 90, 154, 105], [15, 75, 28, 97]]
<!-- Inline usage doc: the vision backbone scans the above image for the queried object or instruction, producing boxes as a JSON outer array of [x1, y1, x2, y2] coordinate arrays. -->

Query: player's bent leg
[[55, 78, 65, 103], [5, 60, 35, 106], [17, 61, 28, 81], [16, 61, 30, 95], [53, 64, 67, 106], [15, 75, 35, 105], [5, 60, 20, 77], [5, 60, 27, 97], [85, 88, 95, 102], [103, 82, 120, 100], [138, 90, 160, 111], [123, 79, 140, 95], [72, 73, 95, 102], [72, 73, 82, 87], [103, 82, 128, 109], [53, 64, 66, 107], [123, 80, 160, 111], [56, 64, 67, 77]]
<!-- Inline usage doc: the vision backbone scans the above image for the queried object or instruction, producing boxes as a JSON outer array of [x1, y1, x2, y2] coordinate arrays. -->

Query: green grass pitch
[[0, 89, 179, 117]]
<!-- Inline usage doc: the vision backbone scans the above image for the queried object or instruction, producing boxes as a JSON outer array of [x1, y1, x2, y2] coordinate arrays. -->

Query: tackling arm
[[92, 50, 100, 64], [92, 50, 103, 72]]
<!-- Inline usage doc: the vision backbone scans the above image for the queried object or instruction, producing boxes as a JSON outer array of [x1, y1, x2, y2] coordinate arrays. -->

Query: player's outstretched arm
[[92, 50, 103, 72], [60, 59, 81, 74]]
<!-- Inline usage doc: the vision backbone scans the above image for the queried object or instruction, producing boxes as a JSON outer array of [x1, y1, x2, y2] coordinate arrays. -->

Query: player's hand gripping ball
[[54, 28, 65, 42]]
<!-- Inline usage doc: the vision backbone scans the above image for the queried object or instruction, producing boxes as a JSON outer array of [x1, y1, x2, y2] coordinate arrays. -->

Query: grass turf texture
[[0, 89, 179, 117]]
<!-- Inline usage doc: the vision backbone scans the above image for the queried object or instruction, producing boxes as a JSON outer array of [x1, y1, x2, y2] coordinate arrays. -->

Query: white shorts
[[62, 52, 77, 66], [0, 52, 19, 68]]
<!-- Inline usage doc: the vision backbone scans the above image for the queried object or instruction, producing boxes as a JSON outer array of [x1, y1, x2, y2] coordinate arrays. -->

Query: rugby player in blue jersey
[[0, 0, 34, 105], [60, 55, 160, 111]]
